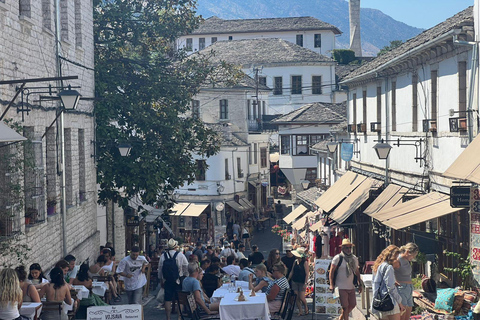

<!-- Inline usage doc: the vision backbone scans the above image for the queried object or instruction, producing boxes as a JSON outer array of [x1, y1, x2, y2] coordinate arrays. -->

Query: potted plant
[[25, 208, 38, 225], [47, 198, 57, 215]]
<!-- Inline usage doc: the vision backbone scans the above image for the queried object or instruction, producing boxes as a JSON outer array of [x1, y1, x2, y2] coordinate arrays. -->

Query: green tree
[[377, 40, 404, 56], [94, 0, 227, 208], [331, 49, 356, 65]]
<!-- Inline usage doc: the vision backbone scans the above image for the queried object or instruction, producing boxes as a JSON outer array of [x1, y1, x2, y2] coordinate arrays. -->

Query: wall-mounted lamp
[[300, 180, 310, 190], [118, 143, 132, 157], [373, 138, 425, 166], [58, 85, 82, 110], [326, 141, 338, 153]]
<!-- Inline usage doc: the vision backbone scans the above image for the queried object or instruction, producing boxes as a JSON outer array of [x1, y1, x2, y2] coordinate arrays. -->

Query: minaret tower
[[349, 0, 362, 57]]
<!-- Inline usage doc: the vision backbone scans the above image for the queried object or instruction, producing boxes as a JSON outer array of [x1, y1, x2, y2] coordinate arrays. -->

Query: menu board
[[87, 305, 143, 320], [314, 259, 341, 316], [471, 187, 480, 284]]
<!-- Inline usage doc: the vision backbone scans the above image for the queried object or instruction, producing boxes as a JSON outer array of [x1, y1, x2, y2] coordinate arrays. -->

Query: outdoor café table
[[41, 298, 74, 314], [91, 281, 108, 297], [219, 292, 270, 320], [20, 302, 43, 320], [72, 285, 90, 300], [211, 288, 230, 303]]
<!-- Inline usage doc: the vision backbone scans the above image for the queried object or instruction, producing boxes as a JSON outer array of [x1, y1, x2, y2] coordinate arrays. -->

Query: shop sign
[[450, 186, 471, 208], [470, 187, 480, 282], [126, 216, 139, 227], [87, 304, 142, 320]]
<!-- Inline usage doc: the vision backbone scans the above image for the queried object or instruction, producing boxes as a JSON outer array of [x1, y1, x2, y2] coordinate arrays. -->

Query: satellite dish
[[215, 202, 225, 211]]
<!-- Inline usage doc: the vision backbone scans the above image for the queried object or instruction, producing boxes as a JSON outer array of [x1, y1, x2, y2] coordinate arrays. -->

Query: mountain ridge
[[194, 0, 425, 56]]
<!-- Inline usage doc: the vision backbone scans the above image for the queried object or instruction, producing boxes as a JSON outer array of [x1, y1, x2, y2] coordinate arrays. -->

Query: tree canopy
[[377, 40, 404, 56], [94, 0, 223, 208]]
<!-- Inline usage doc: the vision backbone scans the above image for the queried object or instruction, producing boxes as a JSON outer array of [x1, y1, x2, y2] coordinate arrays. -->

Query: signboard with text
[[451, 186, 471, 208], [314, 259, 341, 316], [87, 304, 143, 320], [470, 187, 480, 284]]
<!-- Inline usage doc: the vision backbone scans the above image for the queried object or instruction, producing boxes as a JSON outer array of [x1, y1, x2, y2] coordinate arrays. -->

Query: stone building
[[0, 1, 98, 268]]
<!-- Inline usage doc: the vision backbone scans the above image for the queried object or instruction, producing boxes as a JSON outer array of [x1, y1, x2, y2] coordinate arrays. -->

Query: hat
[[292, 247, 306, 258], [223, 241, 230, 247], [167, 238, 178, 250], [285, 244, 293, 251], [340, 238, 354, 247]]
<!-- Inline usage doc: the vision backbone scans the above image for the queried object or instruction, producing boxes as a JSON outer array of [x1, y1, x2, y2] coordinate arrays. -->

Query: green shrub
[[332, 49, 356, 64]]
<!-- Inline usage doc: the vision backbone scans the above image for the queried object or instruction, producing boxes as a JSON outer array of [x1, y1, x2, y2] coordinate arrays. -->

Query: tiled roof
[[342, 6, 473, 82], [202, 73, 270, 90], [206, 123, 248, 147], [273, 101, 346, 124], [297, 187, 323, 207], [192, 16, 341, 35], [311, 139, 329, 152], [195, 38, 333, 66]]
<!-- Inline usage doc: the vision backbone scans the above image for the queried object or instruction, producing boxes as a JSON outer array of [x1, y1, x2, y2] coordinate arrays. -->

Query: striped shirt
[[266, 276, 290, 301]]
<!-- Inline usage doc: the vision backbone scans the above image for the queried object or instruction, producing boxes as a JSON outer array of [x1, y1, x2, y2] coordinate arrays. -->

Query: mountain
[[194, 0, 425, 56]]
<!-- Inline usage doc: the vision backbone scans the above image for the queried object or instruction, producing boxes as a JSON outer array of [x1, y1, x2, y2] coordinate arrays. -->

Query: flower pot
[[47, 206, 56, 215]]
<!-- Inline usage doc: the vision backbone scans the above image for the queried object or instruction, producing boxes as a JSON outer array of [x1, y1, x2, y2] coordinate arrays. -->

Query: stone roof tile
[[273, 101, 346, 124]]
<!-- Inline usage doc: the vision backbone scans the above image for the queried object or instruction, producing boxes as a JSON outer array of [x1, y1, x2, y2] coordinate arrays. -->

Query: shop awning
[[444, 134, 480, 184], [0, 122, 26, 143], [310, 220, 323, 232], [364, 184, 408, 217], [300, 230, 306, 238], [329, 177, 383, 224], [292, 212, 314, 230], [283, 204, 308, 224], [226, 200, 245, 212], [314, 171, 368, 212], [170, 203, 190, 216], [180, 203, 208, 217], [239, 198, 255, 209], [377, 192, 463, 230]]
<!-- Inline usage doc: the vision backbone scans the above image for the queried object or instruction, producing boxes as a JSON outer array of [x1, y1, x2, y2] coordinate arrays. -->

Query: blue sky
[[361, 0, 473, 29]]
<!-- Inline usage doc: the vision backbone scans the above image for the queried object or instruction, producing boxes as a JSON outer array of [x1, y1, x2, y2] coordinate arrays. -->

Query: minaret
[[349, 0, 362, 57]]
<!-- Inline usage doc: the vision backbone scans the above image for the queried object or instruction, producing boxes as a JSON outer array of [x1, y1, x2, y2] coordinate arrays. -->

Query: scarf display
[[340, 251, 356, 278]]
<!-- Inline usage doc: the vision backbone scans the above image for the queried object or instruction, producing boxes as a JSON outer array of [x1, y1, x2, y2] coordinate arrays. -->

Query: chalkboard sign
[[267, 197, 274, 206], [87, 305, 143, 320]]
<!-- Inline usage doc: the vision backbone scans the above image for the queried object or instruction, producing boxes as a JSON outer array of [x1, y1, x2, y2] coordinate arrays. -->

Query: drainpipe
[[55, 0, 68, 257], [384, 76, 390, 186]]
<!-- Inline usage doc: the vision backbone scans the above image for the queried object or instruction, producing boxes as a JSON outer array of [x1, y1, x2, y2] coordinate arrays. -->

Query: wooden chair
[[272, 289, 291, 320], [67, 298, 79, 320], [143, 264, 151, 297], [32, 303, 42, 320], [186, 293, 219, 320], [176, 291, 191, 320], [283, 290, 297, 320], [41, 301, 63, 320], [91, 276, 113, 304]]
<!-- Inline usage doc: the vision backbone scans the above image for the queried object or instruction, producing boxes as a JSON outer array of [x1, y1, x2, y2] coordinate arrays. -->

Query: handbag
[[372, 264, 395, 312]]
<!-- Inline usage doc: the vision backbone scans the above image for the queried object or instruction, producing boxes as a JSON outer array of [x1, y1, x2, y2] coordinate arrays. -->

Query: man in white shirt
[[116, 246, 149, 304], [237, 244, 246, 260], [220, 242, 237, 260], [159, 239, 188, 320], [222, 256, 240, 277]]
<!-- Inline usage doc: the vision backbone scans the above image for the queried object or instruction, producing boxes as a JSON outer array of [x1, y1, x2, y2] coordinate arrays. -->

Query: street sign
[[87, 304, 142, 320], [126, 215, 139, 227], [450, 186, 471, 208]]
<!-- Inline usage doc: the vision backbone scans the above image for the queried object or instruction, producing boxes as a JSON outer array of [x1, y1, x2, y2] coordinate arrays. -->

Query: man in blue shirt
[[182, 263, 219, 315]]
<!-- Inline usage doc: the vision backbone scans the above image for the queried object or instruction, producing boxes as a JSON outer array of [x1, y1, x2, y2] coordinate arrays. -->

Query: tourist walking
[[328, 239, 363, 320], [281, 244, 296, 279], [372, 245, 405, 320], [288, 248, 309, 315], [116, 246, 149, 304], [393, 243, 419, 320], [266, 249, 281, 274]]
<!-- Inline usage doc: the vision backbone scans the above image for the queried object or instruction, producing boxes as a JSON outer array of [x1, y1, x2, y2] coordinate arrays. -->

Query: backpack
[[327, 255, 358, 287], [162, 251, 179, 281]]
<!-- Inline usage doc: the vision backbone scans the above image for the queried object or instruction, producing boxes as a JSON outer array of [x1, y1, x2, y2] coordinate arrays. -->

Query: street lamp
[[300, 180, 310, 190], [373, 140, 392, 160], [58, 85, 81, 110], [118, 143, 132, 157], [326, 141, 338, 153]]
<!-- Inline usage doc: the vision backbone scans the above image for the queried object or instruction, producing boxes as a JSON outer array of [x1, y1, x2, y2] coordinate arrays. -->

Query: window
[[353, 93, 357, 129], [305, 168, 317, 183], [258, 77, 267, 87], [228, 36, 233, 40], [78, 129, 86, 202], [19, 0, 31, 18], [74, 0, 82, 47], [211, 37, 217, 44], [247, 100, 251, 120], [249, 145, 252, 164], [219, 99, 228, 119], [237, 157, 243, 178], [412, 74, 418, 131], [391, 82, 396, 131], [225, 159, 230, 180], [46, 127, 56, 203], [314, 34, 321, 48], [362, 90, 367, 132], [186, 38, 193, 51], [192, 100, 200, 119], [262, 101, 266, 116], [431, 70, 438, 124], [292, 76, 302, 95], [274, 77, 283, 95], [296, 34, 303, 47], [281, 136, 290, 155], [60, 0, 68, 41], [459, 61, 467, 114], [252, 100, 257, 119], [296, 135, 308, 155], [42, 0, 52, 30], [310, 135, 327, 154], [312, 76, 322, 94], [254, 143, 258, 164], [196, 160, 206, 181], [377, 86, 381, 124], [260, 148, 267, 168], [199, 38, 205, 50]]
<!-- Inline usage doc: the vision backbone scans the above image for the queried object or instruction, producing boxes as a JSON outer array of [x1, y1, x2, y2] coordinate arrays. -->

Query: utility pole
[[252, 66, 262, 130]]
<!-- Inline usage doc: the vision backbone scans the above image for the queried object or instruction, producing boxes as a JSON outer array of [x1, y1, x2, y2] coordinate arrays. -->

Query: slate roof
[[342, 6, 473, 82], [196, 38, 333, 67], [206, 123, 248, 147], [297, 187, 323, 207], [273, 101, 346, 124], [202, 73, 270, 90], [192, 16, 341, 35]]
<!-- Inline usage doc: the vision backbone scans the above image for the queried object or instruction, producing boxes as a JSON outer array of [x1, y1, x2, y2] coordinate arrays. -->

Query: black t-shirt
[[232, 240, 240, 250], [201, 273, 219, 298], [248, 252, 265, 265], [193, 248, 204, 261], [281, 255, 296, 277]]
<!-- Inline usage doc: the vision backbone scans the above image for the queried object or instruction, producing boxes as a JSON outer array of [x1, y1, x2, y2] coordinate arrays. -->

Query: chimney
[[349, 0, 362, 57]]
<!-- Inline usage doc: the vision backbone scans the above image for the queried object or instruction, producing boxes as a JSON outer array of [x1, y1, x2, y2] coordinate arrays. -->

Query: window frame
[[260, 148, 267, 168], [186, 38, 193, 51], [296, 34, 303, 47], [274, 77, 283, 95], [199, 37, 205, 50], [219, 99, 228, 120], [291, 76, 302, 95], [312, 76, 322, 94], [196, 160, 206, 181], [314, 34, 321, 48], [281, 136, 290, 155]]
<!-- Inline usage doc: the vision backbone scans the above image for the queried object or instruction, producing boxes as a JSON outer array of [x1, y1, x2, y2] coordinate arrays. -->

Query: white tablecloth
[[72, 285, 90, 300], [219, 292, 270, 320], [211, 288, 230, 303], [41, 298, 73, 314], [92, 282, 108, 297], [20, 302, 43, 320]]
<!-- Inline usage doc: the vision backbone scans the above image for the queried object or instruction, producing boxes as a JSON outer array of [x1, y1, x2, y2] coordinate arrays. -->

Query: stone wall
[[0, 0, 97, 269]]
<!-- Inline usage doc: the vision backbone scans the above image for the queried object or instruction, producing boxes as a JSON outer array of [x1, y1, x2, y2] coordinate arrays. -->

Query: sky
[[361, 0, 473, 29]]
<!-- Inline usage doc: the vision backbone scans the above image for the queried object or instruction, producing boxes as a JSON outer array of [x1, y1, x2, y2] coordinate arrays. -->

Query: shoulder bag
[[372, 264, 395, 312]]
